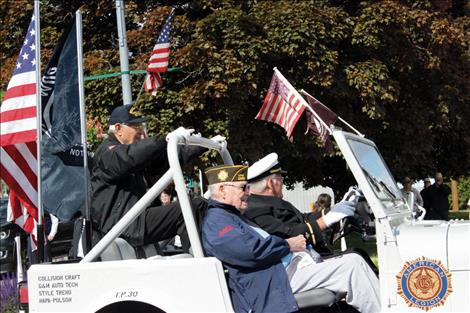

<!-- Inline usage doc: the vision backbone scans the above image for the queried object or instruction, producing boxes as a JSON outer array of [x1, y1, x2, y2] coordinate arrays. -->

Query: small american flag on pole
[[0, 13, 39, 239], [255, 70, 306, 139], [144, 10, 175, 96]]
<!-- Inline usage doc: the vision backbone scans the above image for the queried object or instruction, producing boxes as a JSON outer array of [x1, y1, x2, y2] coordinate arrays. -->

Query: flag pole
[[300, 89, 365, 137], [34, 0, 45, 264], [273, 67, 332, 135], [76, 9, 90, 220], [116, 0, 133, 105], [76, 10, 92, 253]]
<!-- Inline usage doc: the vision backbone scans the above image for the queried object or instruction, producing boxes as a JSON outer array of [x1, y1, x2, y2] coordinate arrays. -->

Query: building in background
[[282, 183, 334, 213]]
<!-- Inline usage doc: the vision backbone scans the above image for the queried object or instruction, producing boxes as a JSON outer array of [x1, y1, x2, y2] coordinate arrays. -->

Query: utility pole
[[115, 0, 132, 105]]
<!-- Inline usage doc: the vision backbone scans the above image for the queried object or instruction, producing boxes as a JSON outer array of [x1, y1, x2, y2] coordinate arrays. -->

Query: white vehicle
[[26, 129, 469, 312]]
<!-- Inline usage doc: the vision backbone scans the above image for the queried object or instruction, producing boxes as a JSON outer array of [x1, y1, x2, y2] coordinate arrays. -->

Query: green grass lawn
[[333, 232, 379, 268], [449, 210, 470, 220]]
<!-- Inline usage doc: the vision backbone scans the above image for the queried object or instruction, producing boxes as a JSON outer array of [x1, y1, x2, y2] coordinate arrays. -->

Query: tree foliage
[[1, 0, 469, 195]]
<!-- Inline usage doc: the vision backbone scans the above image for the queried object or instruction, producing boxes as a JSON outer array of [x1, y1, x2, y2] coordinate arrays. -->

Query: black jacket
[[90, 134, 201, 246], [422, 183, 451, 220], [245, 194, 325, 249]]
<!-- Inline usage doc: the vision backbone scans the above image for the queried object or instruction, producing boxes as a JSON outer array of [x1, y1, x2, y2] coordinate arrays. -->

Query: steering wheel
[[328, 213, 365, 246]]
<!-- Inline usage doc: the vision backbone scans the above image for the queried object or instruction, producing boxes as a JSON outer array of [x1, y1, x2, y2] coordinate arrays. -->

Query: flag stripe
[[257, 92, 274, 120], [149, 51, 169, 59], [284, 95, 297, 129], [2, 144, 37, 190], [1, 117, 37, 134], [276, 101, 287, 126], [5, 71, 36, 89], [0, 154, 37, 208], [287, 105, 305, 138], [2, 83, 36, 102], [269, 97, 283, 123], [0, 106, 36, 123], [1, 94, 37, 112], [265, 96, 279, 121], [148, 57, 169, 64], [0, 129, 37, 146], [151, 44, 170, 52]]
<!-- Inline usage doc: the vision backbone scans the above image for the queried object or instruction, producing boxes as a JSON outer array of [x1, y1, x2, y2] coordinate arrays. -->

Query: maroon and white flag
[[0, 13, 39, 240], [256, 71, 306, 139], [302, 91, 337, 152]]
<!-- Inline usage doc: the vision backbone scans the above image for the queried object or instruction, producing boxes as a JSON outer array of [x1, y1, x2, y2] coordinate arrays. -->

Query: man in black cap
[[90, 105, 206, 253]]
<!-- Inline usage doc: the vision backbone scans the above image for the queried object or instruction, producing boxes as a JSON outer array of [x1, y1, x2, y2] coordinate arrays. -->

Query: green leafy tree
[[1, 0, 469, 194]]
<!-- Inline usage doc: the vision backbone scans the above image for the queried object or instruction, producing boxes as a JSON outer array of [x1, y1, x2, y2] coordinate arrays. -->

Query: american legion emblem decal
[[396, 256, 452, 311]]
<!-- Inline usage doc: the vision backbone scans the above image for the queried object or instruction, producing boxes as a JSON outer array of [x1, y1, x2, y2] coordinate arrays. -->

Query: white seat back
[[100, 238, 136, 261]]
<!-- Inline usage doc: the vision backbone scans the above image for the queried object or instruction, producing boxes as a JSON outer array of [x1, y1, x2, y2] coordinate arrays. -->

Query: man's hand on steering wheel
[[323, 187, 363, 228]]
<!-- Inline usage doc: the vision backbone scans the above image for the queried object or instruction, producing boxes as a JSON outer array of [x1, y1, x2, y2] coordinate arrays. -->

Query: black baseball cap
[[109, 105, 147, 125]]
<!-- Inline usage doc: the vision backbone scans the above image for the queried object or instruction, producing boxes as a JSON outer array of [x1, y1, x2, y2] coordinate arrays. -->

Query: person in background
[[423, 177, 432, 189], [202, 164, 380, 313], [423, 172, 451, 220], [159, 185, 182, 249], [311, 193, 332, 215], [420, 177, 432, 209], [400, 177, 423, 217], [159, 187, 174, 206]]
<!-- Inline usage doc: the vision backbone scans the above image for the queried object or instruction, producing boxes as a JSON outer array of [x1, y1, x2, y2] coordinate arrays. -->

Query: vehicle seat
[[294, 288, 339, 310], [147, 253, 193, 260], [99, 238, 191, 261], [100, 238, 137, 261]]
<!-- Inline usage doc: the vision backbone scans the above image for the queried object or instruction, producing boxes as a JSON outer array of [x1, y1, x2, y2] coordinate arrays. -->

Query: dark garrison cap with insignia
[[109, 105, 148, 125], [248, 152, 286, 182], [205, 165, 248, 185]]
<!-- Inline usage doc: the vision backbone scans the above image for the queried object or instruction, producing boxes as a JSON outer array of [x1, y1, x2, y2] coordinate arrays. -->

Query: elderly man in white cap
[[245, 153, 380, 312]]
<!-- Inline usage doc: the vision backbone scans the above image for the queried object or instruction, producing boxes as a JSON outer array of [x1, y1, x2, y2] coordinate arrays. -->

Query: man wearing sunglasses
[[90, 105, 207, 253], [202, 164, 379, 313], [202, 164, 302, 313]]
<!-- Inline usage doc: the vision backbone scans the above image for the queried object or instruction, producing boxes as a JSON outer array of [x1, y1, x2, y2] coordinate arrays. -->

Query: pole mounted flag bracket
[[84, 67, 182, 81]]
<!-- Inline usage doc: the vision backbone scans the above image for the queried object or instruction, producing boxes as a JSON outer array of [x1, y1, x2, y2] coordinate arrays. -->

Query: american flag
[[0, 14, 39, 237], [256, 71, 306, 139], [144, 10, 175, 95], [302, 91, 337, 153]]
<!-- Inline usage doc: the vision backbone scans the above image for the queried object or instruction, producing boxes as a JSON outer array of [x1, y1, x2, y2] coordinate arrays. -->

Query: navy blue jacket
[[202, 200, 298, 313]]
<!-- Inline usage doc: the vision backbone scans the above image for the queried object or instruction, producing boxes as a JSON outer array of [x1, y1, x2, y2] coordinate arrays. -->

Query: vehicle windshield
[[346, 138, 402, 201]]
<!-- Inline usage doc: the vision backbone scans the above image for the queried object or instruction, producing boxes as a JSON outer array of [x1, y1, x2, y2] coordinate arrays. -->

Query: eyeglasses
[[271, 176, 284, 183], [223, 184, 250, 192]]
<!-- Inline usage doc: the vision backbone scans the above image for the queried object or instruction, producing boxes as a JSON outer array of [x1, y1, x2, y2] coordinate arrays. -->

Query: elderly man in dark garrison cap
[[90, 105, 207, 253], [244, 153, 380, 312], [202, 164, 380, 313]]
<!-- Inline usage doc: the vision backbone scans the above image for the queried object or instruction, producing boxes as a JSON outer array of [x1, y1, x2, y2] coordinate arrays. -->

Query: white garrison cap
[[248, 153, 286, 182]]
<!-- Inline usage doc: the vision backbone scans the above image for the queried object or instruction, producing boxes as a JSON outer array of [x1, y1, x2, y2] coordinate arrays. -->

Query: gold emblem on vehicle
[[396, 256, 452, 311]]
